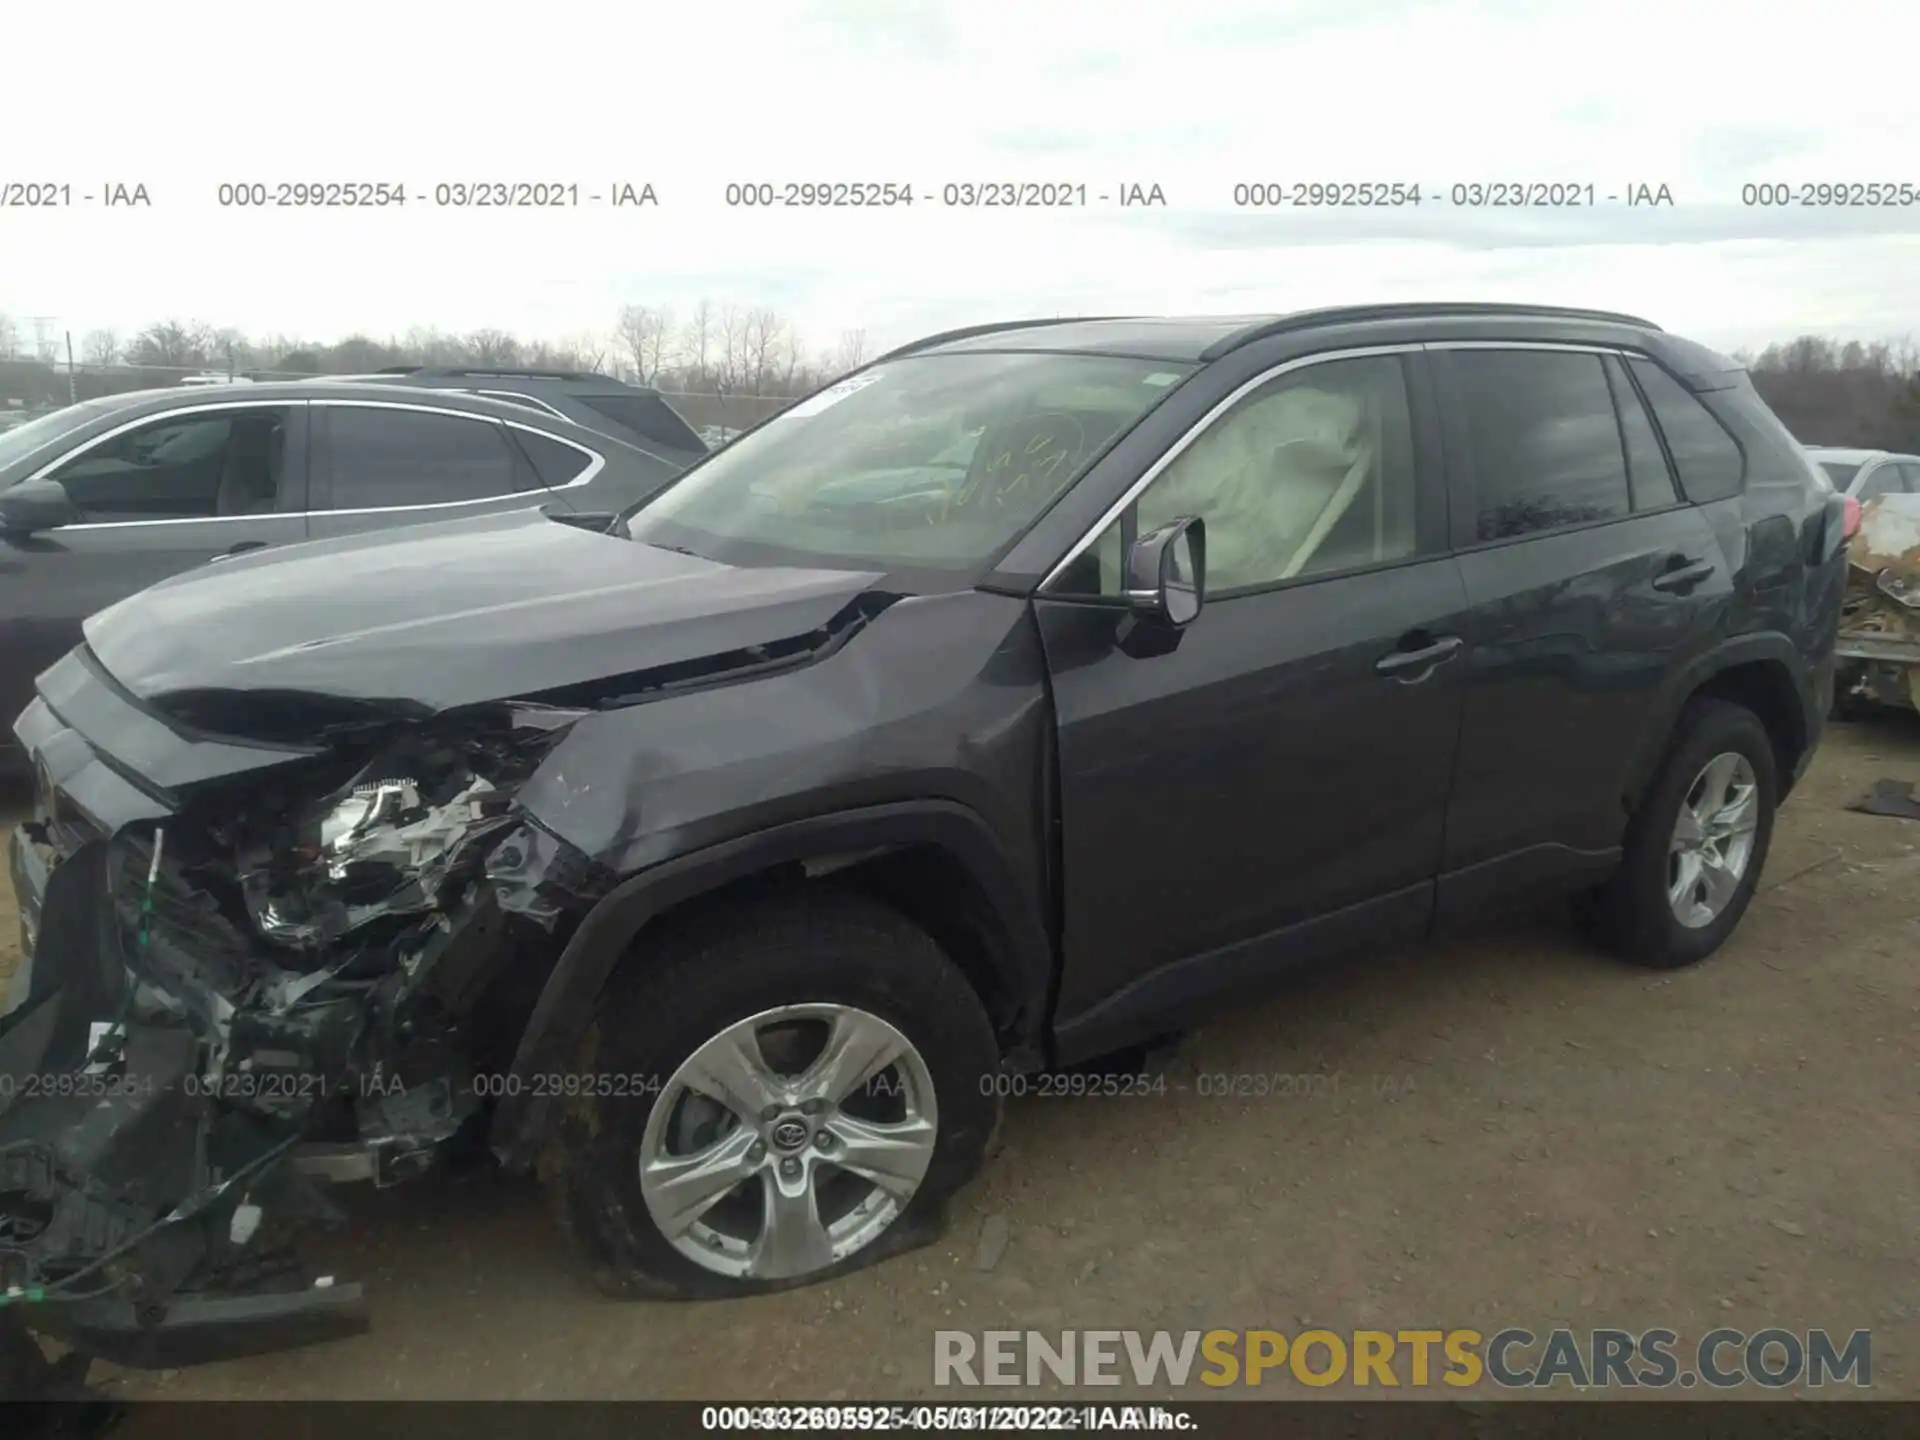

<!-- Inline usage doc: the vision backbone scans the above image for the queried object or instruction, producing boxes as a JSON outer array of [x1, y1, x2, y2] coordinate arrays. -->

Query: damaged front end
[[1, 676, 606, 1369], [1835, 492, 1920, 716]]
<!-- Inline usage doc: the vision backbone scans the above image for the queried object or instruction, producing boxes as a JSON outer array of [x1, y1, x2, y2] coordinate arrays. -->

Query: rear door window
[[1449, 349, 1632, 542], [321, 406, 520, 510]]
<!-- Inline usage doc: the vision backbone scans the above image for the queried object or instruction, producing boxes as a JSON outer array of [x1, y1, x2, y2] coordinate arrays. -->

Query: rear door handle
[[1374, 633, 1463, 680], [1651, 555, 1715, 592]]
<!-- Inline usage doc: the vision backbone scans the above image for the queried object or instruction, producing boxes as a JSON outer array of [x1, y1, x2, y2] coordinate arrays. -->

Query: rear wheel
[[544, 890, 1002, 1298], [1588, 698, 1778, 969]]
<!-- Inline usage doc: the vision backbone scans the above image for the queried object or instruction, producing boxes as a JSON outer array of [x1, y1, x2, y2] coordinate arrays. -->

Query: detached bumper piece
[[37, 1283, 370, 1371]]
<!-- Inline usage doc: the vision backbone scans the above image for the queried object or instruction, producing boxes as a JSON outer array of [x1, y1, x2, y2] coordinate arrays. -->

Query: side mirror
[[1123, 516, 1206, 627], [0, 478, 77, 535]]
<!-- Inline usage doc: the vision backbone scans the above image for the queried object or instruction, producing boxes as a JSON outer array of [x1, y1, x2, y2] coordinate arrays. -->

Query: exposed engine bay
[[0, 702, 606, 1368], [1836, 492, 1920, 716]]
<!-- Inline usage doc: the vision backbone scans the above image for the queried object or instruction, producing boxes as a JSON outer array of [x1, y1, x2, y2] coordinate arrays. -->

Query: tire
[[542, 888, 1002, 1299], [1589, 697, 1779, 969]]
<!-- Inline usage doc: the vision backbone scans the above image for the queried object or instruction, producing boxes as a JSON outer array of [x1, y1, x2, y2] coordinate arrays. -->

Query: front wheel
[[1588, 698, 1779, 969], [543, 890, 1002, 1298]]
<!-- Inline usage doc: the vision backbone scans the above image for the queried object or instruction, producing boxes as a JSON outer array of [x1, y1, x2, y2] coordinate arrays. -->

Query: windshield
[[1818, 461, 1861, 492], [0, 401, 119, 478], [625, 352, 1195, 573]]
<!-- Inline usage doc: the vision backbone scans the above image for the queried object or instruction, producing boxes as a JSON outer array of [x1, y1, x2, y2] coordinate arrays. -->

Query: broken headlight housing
[[230, 708, 584, 957]]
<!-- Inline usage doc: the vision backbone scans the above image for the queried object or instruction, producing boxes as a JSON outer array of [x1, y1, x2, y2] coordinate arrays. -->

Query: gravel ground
[[2, 714, 1917, 1402]]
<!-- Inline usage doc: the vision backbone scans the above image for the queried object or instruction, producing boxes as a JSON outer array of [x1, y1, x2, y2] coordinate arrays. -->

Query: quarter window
[[1060, 354, 1420, 596], [1627, 358, 1745, 501], [1452, 350, 1630, 542], [322, 407, 519, 510], [1603, 355, 1680, 511], [511, 427, 596, 487]]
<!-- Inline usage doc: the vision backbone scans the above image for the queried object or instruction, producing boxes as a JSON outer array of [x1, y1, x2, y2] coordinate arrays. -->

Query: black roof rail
[[1203, 302, 1662, 360], [876, 316, 1143, 362], [374, 365, 626, 383]]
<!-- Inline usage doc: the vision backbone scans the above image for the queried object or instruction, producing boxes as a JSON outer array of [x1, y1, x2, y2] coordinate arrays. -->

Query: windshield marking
[[784, 371, 887, 418]]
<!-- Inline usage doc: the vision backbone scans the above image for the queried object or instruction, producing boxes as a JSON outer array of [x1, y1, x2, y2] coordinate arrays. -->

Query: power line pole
[[65, 331, 77, 403], [24, 316, 57, 366]]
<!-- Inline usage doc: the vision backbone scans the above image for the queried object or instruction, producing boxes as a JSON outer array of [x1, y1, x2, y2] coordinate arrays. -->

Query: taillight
[[1841, 495, 1862, 542]]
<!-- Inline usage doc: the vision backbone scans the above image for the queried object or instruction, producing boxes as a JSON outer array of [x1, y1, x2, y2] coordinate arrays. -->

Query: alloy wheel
[[638, 1003, 939, 1280], [1667, 750, 1760, 929]]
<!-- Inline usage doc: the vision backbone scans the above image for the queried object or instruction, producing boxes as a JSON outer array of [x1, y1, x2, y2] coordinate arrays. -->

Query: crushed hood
[[81, 508, 885, 714], [1851, 492, 1920, 581]]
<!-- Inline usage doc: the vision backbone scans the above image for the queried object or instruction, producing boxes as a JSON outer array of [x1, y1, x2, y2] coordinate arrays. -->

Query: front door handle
[[225, 540, 267, 555], [1374, 633, 1463, 681], [1651, 555, 1715, 592]]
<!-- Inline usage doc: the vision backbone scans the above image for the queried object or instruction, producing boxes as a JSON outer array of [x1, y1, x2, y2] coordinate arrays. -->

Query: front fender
[[488, 799, 1053, 1171]]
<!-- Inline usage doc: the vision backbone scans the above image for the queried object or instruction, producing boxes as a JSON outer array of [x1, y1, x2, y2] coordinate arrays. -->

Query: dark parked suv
[[1, 304, 1846, 1372], [352, 366, 709, 462], [0, 380, 695, 758]]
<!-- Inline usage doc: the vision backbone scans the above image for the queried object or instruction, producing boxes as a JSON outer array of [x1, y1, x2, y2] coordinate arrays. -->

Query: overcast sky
[[6, 0, 1920, 358]]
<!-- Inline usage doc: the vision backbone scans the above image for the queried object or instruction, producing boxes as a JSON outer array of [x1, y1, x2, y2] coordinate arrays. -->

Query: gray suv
[[2, 303, 1847, 1381]]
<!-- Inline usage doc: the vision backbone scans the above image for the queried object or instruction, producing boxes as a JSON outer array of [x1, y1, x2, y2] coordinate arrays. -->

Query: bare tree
[[330, 334, 405, 372], [677, 300, 717, 390], [127, 319, 217, 368], [398, 326, 467, 366], [208, 326, 253, 375], [615, 304, 674, 385], [718, 304, 753, 394], [1748, 333, 1920, 451], [253, 333, 305, 365], [739, 308, 788, 395], [0, 304, 864, 409], [570, 332, 611, 373], [465, 328, 521, 365], [778, 328, 808, 392], [827, 328, 870, 377]]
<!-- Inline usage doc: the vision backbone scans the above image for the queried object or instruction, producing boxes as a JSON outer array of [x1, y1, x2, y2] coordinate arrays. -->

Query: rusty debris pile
[[1837, 493, 1920, 715]]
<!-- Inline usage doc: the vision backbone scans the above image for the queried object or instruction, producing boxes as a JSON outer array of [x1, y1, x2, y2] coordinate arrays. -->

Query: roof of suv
[[363, 365, 641, 388], [342, 367, 708, 457], [885, 303, 1668, 365], [69, 380, 651, 442]]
